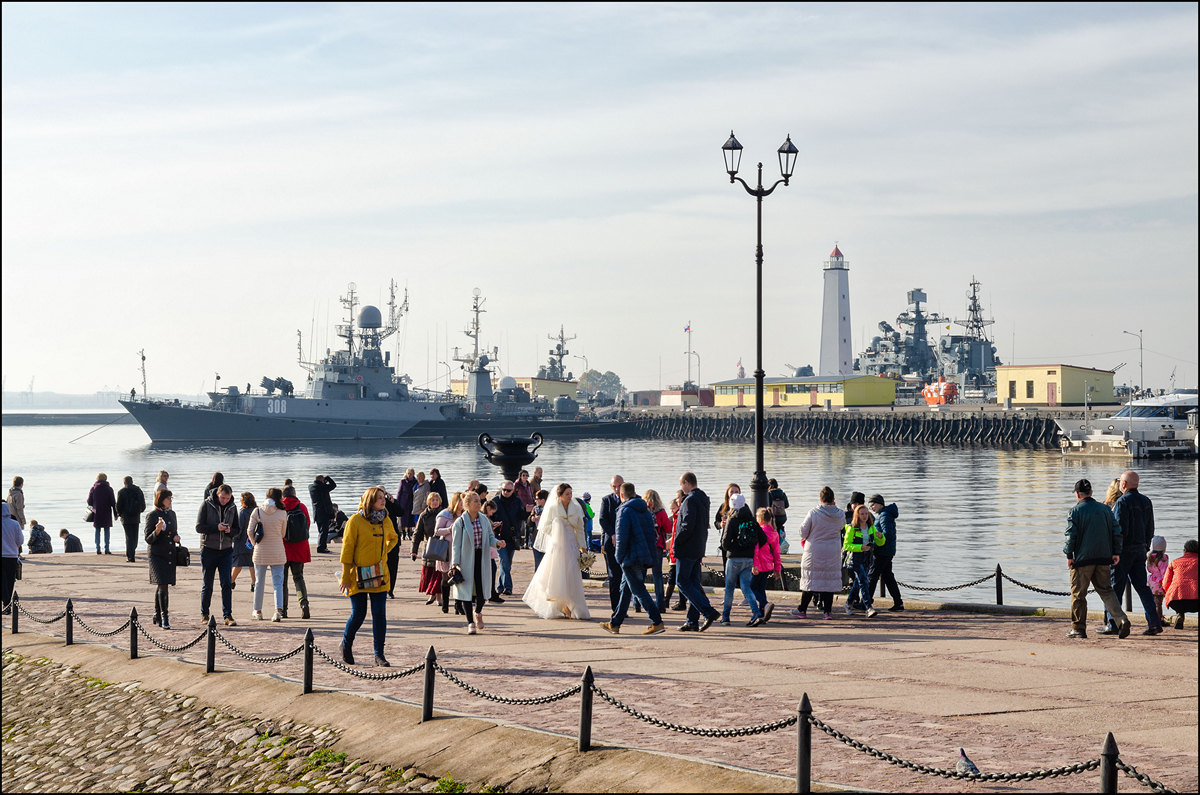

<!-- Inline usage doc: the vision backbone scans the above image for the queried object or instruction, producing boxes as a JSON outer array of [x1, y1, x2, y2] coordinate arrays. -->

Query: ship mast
[[953, 276, 995, 342], [546, 325, 576, 380], [337, 282, 359, 359], [455, 287, 487, 369]]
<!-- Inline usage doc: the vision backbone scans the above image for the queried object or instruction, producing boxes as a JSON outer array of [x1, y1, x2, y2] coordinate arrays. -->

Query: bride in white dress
[[523, 483, 590, 620]]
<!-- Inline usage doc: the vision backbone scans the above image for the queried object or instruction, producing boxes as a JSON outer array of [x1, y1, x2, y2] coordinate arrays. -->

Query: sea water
[[3, 422, 1195, 606]]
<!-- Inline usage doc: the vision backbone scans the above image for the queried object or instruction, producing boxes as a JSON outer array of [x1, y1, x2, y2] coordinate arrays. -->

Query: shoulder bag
[[422, 535, 451, 563], [85, 507, 95, 523], [355, 523, 387, 590], [174, 542, 191, 567]]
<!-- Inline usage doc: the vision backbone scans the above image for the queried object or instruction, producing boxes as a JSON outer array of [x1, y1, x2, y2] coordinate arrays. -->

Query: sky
[[2, 2, 1197, 397]]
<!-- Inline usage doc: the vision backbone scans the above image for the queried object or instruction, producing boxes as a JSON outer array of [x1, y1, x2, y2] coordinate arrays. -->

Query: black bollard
[[65, 599, 74, 646], [11, 593, 18, 634], [303, 629, 314, 694], [421, 646, 437, 723], [797, 694, 812, 793], [130, 607, 138, 660], [1100, 732, 1118, 794], [994, 564, 1003, 606], [206, 615, 217, 673], [578, 666, 594, 752]]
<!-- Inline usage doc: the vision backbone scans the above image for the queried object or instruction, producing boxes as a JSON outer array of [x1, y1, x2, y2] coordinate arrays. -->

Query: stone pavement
[[3, 551, 1196, 793]]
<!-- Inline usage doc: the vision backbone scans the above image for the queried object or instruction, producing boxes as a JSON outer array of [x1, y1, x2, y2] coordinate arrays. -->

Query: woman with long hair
[[644, 489, 671, 613], [232, 492, 257, 594], [339, 486, 399, 666], [247, 487, 288, 622], [411, 492, 447, 606], [450, 491, 503, 633], [144, 489, 180, 629], [523, 483, 589, 620]]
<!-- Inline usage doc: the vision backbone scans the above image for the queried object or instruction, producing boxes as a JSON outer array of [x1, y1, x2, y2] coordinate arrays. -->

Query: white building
[[819, 245, 853, 376]]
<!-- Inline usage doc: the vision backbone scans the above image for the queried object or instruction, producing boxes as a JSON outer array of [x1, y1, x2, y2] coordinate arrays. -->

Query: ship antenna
[[139, 349, 147, 399]]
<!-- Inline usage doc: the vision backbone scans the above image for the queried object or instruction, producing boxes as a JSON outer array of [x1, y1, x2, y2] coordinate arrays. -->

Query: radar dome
[[359, 305, 383, 329], [497, 375, 518, 391]]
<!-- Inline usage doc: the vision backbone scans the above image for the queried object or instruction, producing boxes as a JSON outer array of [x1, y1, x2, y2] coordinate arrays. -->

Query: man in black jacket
[[116, 476, 146, 563], [1108, 470, 1161, 635], [309, 475, 337, 554], [674, 472, 719, 632], [196, 484, 240, 626], [598, 474, 625, 612], [492, 481, 528, 596]]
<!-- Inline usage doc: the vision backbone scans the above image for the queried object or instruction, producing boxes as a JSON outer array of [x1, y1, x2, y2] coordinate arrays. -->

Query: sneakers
[[251, 610, 263, 620], [466, 623, 477, 635], [789, 609, 807, 619], [844, 603, 854, 615], [698, 614, 715, 632], [823, 612, 833, 620], [719, 619, 731, 626], [866, 608, 878, 618], [271, 610, 283, 623], [746, 617, 762, 627], [644, 623, 666, 635], [762, 603, 775, 623], [1066, 629, 1087, 639], [601, 622, 620, 634], [474, 612, 484, 630], [1174, 614, 1186, 629], [223, 616, 237, 627]]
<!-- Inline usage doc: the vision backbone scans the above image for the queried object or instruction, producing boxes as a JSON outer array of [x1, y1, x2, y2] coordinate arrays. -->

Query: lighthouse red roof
[[830, 245, 843, 258]]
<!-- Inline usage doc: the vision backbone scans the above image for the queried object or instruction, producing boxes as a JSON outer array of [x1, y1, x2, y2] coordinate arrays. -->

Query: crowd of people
[[2, 465, 1197, 666]]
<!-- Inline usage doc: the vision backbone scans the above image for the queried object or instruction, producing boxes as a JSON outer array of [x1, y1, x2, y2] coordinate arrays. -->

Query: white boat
[[1056, 390, 1198, 459]]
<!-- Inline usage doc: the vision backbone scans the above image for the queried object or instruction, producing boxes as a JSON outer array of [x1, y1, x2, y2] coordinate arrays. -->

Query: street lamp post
[[722, 130, 797, 511], [687, 351, 701, 391], [1122, 329, 1143, 397], [574, 354, 589, 375]]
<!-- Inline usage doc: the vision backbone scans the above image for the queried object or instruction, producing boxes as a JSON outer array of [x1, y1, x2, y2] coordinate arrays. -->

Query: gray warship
[[120, 284, 632, 443]]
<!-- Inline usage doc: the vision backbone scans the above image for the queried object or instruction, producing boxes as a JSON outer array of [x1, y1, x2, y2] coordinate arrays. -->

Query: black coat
[[491, 493, 527, 546], [144, 509, 178, 585], [428, 478, 449, 516], [309, 476, 337, 523], [117, 485, 146, 522], [674, 488, 710, 560]]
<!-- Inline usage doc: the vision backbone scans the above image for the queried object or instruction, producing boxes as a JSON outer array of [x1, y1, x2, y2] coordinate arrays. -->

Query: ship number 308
[[266, 399, 287, 414]]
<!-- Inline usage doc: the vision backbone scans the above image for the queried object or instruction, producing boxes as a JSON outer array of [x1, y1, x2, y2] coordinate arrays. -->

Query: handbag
[[85, 507, 95, 523], [422, 535, 451, 563], [354, 524, 387, 590], [446, 567, 465, 586], [174, 544, 191, 567]]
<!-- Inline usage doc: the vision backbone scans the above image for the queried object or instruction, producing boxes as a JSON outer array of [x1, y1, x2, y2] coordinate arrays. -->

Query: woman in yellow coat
[[339, 486, 398, 667]]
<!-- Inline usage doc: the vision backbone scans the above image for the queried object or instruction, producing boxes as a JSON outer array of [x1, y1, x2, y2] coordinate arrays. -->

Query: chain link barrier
[[311, 643, 425, 681], [806, 713, 1100, 783], [591, 683, 797, 737], [1115, 758, 1180, 793], [212, 630, 305, 664], [434, 661, 582, 705], [68, 608, 132, 637], [133, 619, 209, 653], [894, 572, 997, 592], [14, 600, 67, 624], [998, 570, 1072, 597]]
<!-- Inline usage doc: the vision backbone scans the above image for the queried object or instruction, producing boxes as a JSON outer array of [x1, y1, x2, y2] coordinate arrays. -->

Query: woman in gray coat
[[449, 491, 504, 634], [790, 486, 845, 620]]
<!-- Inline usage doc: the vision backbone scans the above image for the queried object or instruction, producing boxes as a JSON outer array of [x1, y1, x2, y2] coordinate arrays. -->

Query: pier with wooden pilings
[[631, 409, 1060, 448]]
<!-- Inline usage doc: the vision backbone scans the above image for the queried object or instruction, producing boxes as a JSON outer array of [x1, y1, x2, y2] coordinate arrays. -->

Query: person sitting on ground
[[60, 529, 84, 553], [26, 520, 53, 554], [1161, 538, 1198, 630]]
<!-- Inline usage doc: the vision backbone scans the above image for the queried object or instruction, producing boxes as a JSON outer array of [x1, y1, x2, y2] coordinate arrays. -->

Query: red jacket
[[281, 496, 311, 563], [1163, 552, 1198, 606]]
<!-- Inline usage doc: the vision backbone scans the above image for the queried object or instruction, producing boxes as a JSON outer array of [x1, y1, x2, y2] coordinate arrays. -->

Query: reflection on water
[[4, 425, 1195, 606]]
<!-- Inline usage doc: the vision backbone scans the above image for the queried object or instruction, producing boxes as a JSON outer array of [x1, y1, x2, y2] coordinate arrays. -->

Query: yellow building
[[450, 376, 577, 399], [994, 364, 1116, 407], [710, 375, 896, 408]]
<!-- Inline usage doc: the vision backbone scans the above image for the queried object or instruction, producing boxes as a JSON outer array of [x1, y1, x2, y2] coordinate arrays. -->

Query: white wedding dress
[[523, 517, 591, 620]]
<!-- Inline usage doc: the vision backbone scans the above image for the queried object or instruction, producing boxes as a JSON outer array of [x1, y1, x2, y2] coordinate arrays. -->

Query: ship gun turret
[[260, 376, 294, 396]]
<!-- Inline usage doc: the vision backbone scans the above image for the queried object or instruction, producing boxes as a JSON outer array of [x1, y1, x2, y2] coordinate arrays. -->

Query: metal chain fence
[[591, 683, 797, 737], [806, 713, 1101, 783], [133, 620, 209, 653], [311, 643, 425, 681], [998, 570, 1072, 597], [434, 661, 582, 705], [894, 572, 997, 592], [213, 630, 305, 664], [1115, 759, 1180, 794], [14, 600, 67, 624], [69, 609, 132, 637]]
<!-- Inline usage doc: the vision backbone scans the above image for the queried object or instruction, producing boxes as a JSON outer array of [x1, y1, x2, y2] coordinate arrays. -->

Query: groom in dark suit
[[598, 474, 624, 612]]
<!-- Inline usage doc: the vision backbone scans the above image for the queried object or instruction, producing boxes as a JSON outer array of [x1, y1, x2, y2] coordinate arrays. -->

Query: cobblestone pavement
[[5, 552, 1197, 793], [1, 651, 469, 794]]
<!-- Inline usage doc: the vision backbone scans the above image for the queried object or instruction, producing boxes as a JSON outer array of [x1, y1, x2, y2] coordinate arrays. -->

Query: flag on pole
[[684, 322, 691, 333]]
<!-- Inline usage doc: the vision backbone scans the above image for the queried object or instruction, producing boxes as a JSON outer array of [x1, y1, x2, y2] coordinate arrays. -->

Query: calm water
[[3, 423, 1195, 606]]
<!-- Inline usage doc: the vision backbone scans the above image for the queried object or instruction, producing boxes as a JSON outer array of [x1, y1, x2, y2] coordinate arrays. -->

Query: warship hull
[[119, 399, 634, 443]]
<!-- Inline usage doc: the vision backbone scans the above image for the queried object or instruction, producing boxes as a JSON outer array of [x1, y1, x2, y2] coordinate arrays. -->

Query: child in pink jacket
[[752, 508, 783, 624], [1147, 535, 1169, 625]]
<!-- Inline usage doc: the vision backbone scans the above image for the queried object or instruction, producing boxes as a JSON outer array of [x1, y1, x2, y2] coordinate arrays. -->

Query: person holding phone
[[196, 483, 240, 627], [145, 489, 181, 629]]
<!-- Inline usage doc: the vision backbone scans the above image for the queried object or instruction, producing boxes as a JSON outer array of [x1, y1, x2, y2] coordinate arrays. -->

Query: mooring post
[[421, 646, 437, 722], [1100, 731, 1118, 793], [10, 593, 18, 634], [205, 615, 217, 673], [797, 694, 812, 793], [129, 607, 138, 659], [578, 666, 594, 752], [65, 599, 74, 646], [995, 563, 1003, 605], [302, 629, 314, 694]]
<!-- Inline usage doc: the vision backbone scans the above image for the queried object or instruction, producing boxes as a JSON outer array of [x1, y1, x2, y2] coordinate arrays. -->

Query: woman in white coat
[[450, 491, 503, 635], [791, 486, 845, 620], [523, 483, 590, 620]]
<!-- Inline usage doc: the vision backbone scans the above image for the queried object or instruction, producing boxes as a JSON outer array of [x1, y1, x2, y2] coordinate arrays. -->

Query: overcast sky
[[3, 2, 1196, 397]]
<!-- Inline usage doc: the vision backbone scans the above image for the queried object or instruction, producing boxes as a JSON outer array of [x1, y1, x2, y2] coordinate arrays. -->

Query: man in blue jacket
[[601, 483, 665, 635], [867, 495, 904, 611], [1063, 478, 1130, 640], [674, 472, 720, 632], [1108, 470, 1161, 636]]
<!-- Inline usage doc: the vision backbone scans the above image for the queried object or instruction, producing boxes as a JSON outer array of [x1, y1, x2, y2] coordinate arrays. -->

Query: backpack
[[284, 507, 309, 543], [733, 516, 762, 551], [769, 490, 787, 519]]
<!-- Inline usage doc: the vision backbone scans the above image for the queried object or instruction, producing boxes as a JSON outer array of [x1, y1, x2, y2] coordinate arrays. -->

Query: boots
[[160, 613, 171, 630], [152, 613, 161, 626], [301, 605, 310, 620], [663, 582, 675, 608]]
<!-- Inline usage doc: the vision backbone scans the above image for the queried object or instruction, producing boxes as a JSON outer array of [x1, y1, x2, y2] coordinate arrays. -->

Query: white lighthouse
[[819, 245, 853, 376]]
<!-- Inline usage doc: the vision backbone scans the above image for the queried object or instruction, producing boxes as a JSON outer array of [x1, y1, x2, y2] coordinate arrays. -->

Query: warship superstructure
[[855, 278, 1002, 393], [119, 284, 627, 443]]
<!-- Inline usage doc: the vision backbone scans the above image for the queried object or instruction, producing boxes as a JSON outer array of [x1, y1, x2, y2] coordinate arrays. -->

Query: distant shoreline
[[1, 412, 135, 426]]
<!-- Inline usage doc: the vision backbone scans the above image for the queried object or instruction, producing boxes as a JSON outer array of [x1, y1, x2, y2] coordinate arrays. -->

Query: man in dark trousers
[[1064, 478, 1130, 640], [601, 482, 666, 635], [598, 474, 625, 612], [1108, 470, 1161, 635], [491, 480, 528, 596], [116, 476, 146, 563], [867, 494, 904, 611], [674, 472, 720, 632], [309, 475, 337, 554]]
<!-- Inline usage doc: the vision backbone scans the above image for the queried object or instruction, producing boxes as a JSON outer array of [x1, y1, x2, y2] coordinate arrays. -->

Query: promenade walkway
[[3, 552, 1196, 792]]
